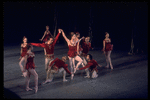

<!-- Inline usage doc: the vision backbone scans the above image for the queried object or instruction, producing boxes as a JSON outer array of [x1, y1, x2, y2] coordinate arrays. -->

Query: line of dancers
[[18, 26, 113, 93]]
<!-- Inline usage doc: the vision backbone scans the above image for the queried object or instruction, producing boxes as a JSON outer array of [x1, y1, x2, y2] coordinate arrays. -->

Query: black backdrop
[[4, 1, 148, 52]]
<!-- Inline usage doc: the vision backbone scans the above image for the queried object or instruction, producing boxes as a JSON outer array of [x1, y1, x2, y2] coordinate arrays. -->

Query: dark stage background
[[3, 1, 148, 52]]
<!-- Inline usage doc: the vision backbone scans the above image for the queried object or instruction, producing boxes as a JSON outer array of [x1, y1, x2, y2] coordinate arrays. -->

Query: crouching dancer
[[43, 56, 73, 84], [76, 54, 102, 78]]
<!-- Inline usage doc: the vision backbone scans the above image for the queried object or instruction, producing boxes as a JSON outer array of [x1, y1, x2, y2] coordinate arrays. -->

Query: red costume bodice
[[21, 44, 28, 57], [26, 52, 36, 70], [81, 40, 92, 54], [103, 39, 113, 51], [67, 45, 77, 57]]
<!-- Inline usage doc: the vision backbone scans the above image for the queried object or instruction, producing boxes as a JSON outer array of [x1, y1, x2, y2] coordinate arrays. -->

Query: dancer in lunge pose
[[23, 45, 38, 93], [61, 29, 84, 79], [102, 32, 113, 69], [19, 36, 29, 77], [76, 54, 102, 78], [30, 29, 61, 83], [45, 56, 72, 83], [39, 25, 54, 55]]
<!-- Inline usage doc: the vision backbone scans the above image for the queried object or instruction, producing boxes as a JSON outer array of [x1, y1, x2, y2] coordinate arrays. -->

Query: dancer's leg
[[45, 58, 50, 72], [25, 70, 32, 91], [105, 52, 109, 68], [108, 51, 113, 69], [68, 56, 73, 73], [75, 55, 83, 68], [59, 68, 67, 82], [19, 57, 25, 73], [46, 59, 54, 80], [28, 69, 38, 93]]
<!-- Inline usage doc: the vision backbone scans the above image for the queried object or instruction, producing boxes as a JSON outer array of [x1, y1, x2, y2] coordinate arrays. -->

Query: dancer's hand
[[58, 29, 61, 33], [76, 67, 79, 70], [39, 39, 43, 41]]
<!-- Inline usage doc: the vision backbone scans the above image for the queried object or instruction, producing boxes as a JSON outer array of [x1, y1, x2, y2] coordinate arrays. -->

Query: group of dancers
[[18, 25, 113, 93]]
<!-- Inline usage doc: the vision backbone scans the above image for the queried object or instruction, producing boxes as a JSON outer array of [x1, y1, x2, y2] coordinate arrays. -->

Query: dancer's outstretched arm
[[40, 31, 47, 41], [61, 29, 70, 45]]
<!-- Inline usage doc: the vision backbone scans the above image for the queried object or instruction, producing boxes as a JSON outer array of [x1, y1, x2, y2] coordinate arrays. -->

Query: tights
[[105, 51, 113, 69]]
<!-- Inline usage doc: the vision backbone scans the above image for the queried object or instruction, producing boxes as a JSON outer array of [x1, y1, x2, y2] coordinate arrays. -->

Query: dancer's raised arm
[[61, 29, 70, 45]]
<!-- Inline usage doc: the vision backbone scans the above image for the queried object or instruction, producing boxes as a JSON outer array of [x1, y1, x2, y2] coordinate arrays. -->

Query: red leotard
[[43, 33, 50, 43], [21, 44, 28, 57], [25, 52, 36, 70], [68, 45, 77, 57], [103, 39, 113, 51], [81, 40, 92, 54]]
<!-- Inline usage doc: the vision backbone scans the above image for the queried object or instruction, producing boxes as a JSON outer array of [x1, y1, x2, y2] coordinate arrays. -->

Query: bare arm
[[40, 31, 47, 41], [61, 30, 70, 45]]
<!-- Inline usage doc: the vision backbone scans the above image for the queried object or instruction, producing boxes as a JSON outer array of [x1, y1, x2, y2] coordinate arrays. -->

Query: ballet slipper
[[26, 87, 33, 91], [84, 75, 90, 78], [71, 74, 74, 80], [105, 66, 109, 69], [34, 87, 38, 93], [63, 79, 68, 82], [42, 79, 52, 84]]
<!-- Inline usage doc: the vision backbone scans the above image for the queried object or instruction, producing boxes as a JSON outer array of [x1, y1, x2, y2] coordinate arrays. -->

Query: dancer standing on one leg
[[19, 36, 29, 77], [80, 37, 93, 78], [30, 29, 61, 84], [39, 25, 54, 55], [23, 45, 38, 93], [102, 32, 113, 70], [61, 29, 84, 80], [47, 56, 72, 82], [76, 54, 102, 78]]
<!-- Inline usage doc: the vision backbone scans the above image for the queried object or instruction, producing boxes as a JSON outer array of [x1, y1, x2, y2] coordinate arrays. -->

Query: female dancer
[[61, 29, 84, 79], [39, 25, 54, 43], [102, 32, 113, 69], [39, 25, 54, 55], [19, 36, 28, 77], [76, 54, 102, 78], [80, 36, 93, 78], [23, 45, 38, 93]]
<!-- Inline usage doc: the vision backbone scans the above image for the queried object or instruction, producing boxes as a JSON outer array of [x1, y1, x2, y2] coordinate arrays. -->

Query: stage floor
[[4, 44, 148, 99]]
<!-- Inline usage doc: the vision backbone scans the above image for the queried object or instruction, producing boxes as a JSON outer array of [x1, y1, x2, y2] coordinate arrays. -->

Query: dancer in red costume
[[61, 29, 84, 80], [30, 29, 61, 84], [39, 25, 54, 43], [23, 45, 38, 93], [46, 56, 72, 82], [80, 36, 94, 78], [19, 36, 29, 77], [39, 25, 54, 55], [102, 32, 113, 69], [76, 54, 102, 78]]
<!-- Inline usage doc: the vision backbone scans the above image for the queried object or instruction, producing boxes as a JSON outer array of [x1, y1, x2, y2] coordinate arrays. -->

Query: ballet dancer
[[61, 29, 84, 80], [76, 54, 102, 78], [23, 45, 38, 93], [39, 25, 54, 55], [39, 25, 54, 43], [45, 56, 72, 83], [19, 36, 29, 77], [102, 32, 113, 69], [30, 29, 61, 83], [80, 36, 93, 78]]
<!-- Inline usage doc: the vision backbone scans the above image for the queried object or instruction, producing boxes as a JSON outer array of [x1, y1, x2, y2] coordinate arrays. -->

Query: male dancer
[[45, 56, 73, 83], [76, 54, 102, 78], [30, 29, 61, 83]]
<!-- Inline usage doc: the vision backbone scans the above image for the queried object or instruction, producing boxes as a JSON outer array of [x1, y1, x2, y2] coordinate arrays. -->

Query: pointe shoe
[[42, 79, 52, 84], [34, 87, 38, 93], [110, 65, 113, 70], [105, 66, 109, 69], [71, 74, 74, 80], [63, 79, 68, 82], [26, 87, 33, 91], [84, 75, 90, 78]]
